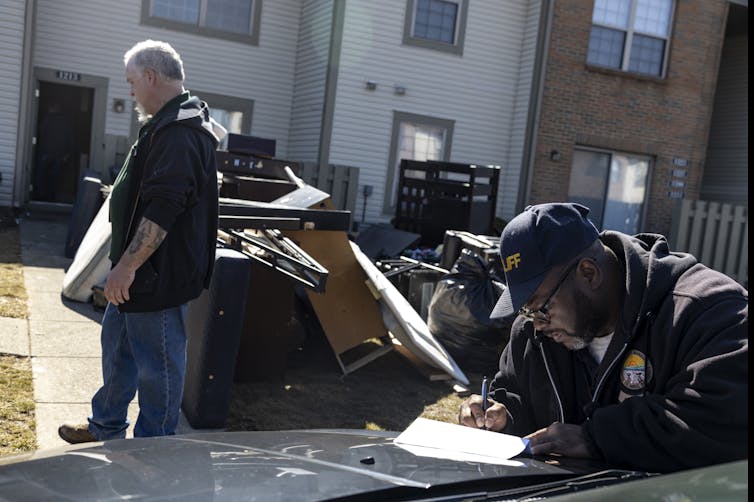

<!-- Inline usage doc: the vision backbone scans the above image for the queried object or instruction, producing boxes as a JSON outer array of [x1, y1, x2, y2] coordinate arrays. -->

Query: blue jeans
[[88, 302, 187, 439]]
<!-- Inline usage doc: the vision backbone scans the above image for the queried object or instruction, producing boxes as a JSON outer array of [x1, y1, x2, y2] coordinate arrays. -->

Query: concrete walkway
[[0, 212, 196, 451]]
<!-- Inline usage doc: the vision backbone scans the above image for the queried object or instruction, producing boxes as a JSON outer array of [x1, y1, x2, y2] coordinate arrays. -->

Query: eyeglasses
[[518, 261, 578, 323]]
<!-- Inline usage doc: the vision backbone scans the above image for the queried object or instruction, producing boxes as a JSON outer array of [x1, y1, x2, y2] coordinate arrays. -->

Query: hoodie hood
[[150, 92, 221, 146], [601, 231, 698, 338]]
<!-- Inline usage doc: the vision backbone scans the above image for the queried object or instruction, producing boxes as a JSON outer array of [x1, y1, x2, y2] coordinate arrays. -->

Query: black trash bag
[[427, 248, 512, 374]]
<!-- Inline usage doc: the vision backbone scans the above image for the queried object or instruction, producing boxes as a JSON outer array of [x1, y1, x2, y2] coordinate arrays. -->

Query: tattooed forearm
[[128, 218, 167, 255], [120, 217, 167, 270]]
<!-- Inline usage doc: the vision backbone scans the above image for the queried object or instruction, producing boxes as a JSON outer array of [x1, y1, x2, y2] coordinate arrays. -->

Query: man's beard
[[557, 288, 611, 351], [564, 336, 589, 351], [135, 102, 152, 124]]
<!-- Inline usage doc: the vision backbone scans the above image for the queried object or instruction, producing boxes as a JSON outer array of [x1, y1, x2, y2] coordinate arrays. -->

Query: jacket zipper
[[589, 341, 628, 411], [587, 311, 655, 414], [122, 131, 156, 257], [539, 343, 565, 422]]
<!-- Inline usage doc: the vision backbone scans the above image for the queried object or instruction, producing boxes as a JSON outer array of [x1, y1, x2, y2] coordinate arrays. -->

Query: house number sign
[[55, 70, 81, 82]]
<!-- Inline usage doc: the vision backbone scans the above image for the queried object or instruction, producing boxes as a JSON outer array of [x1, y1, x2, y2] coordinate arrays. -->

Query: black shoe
[[58, 423, 98, 444]]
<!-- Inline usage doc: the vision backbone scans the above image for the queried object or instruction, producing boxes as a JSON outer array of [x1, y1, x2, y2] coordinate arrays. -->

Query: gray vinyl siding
[[33, 0, 301, 156], [327, 0, 534, 225], [288, 0, 332, 161], [0, 0, 25, 206], [701, 33, 748, 206]]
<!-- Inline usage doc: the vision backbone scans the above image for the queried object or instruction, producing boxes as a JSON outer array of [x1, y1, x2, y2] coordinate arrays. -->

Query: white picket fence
[[669, 199, 748, 288]]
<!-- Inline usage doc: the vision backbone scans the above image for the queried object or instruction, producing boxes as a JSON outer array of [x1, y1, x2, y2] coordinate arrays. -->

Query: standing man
[[459, 203, 748, 472], [59, 40, 222, 442]]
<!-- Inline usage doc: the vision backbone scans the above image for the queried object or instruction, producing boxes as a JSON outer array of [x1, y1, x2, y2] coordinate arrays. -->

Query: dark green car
[[0, 429, 746, 500]]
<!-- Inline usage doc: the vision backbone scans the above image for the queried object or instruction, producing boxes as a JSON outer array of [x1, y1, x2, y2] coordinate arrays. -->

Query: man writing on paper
[[458, 203, 748, 472]]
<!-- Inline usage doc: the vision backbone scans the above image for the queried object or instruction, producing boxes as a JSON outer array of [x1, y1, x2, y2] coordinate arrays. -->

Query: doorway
[[31, 82, 94, 204]]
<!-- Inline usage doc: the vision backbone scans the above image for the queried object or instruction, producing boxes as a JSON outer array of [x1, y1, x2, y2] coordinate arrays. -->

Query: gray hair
[[123, 40, 185, 81]]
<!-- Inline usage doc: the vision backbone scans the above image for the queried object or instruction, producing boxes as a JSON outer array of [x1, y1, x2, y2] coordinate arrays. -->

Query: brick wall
[[529, 0, 729, 236]]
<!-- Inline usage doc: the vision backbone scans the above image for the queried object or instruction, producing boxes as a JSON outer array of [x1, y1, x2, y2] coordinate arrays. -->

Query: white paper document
[[394, 418, 531, 466]]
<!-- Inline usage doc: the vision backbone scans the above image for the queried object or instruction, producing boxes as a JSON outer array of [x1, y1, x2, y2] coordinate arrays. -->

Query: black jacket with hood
[[490, 231, 748, 473], [109, 92, 219, 313]]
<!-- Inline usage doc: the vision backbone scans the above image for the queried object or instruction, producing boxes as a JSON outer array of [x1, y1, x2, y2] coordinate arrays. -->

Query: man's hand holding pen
[[481, 376, 489, 430], [458, 392, 508, 432]]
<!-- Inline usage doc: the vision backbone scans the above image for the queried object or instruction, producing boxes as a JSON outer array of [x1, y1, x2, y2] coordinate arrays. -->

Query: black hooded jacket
[[109, 92, 219, 312], [490, 231, 748, 473]]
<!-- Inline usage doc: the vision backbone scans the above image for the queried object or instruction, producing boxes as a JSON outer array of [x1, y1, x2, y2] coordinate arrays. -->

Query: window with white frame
[[587, 0, 674, 77], [141, 0, 262, 44], [385, 112, 454, 211], [567, 148, 650, 234], [403, 0, 468, 55]]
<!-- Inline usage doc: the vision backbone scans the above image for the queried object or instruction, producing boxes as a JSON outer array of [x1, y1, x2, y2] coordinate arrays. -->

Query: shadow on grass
[[226, 325, 487, 434]]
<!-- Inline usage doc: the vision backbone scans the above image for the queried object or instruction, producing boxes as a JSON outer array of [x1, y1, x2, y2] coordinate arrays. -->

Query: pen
[[481, 376, 489, 430]]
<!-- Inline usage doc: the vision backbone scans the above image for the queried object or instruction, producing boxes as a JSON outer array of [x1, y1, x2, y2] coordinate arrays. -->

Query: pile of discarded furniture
[[61, 140, 508, 430]]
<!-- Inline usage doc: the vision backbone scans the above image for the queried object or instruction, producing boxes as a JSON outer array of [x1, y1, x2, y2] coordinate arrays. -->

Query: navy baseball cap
[[490, 203, 600, 319]]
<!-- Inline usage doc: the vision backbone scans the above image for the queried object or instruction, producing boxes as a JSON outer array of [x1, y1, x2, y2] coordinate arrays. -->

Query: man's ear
[[144, 68, 156, 85], [577, 258, 602, 290]]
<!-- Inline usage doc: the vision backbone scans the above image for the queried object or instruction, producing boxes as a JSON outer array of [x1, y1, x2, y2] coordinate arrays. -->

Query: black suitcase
[[65, 170, 103, 258], [182, 247, 252, 429]]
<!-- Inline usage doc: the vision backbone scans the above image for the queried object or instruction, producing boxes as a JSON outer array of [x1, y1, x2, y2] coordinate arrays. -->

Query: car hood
[[0, 429, 608, 501]]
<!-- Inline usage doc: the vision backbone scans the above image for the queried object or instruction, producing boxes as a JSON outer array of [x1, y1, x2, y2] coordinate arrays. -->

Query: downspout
[[317, 0, 345, 179], [13, 0, 37, 209], [516, 0, 554, 213]]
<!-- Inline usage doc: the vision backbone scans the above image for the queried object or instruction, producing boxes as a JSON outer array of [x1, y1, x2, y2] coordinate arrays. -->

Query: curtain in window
[[603, 154, 649, 234], [390, 122, 445, 206], [209, 108, 243, 150]]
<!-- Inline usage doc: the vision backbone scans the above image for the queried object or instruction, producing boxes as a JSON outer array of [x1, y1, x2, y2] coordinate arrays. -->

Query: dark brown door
[[32, 82, 93, 204]]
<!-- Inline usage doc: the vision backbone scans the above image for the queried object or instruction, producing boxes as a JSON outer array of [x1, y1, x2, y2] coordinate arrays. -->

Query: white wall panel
[[288, 0, 331, 161], [328, 0, 534, 225], [33, 0, 302, 155], [23, 0, 542, 217]]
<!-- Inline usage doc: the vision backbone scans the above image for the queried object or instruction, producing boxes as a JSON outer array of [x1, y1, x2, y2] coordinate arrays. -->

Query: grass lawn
[[0, 223, 36, 456], [0, 355, 36, 455], [225, 323, 492, 433], [0, 226, 28, 319]]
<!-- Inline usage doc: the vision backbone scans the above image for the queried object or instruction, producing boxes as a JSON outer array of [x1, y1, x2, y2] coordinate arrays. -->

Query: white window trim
[[141, 0, 262, 45], [590, 0, 675, 78]]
